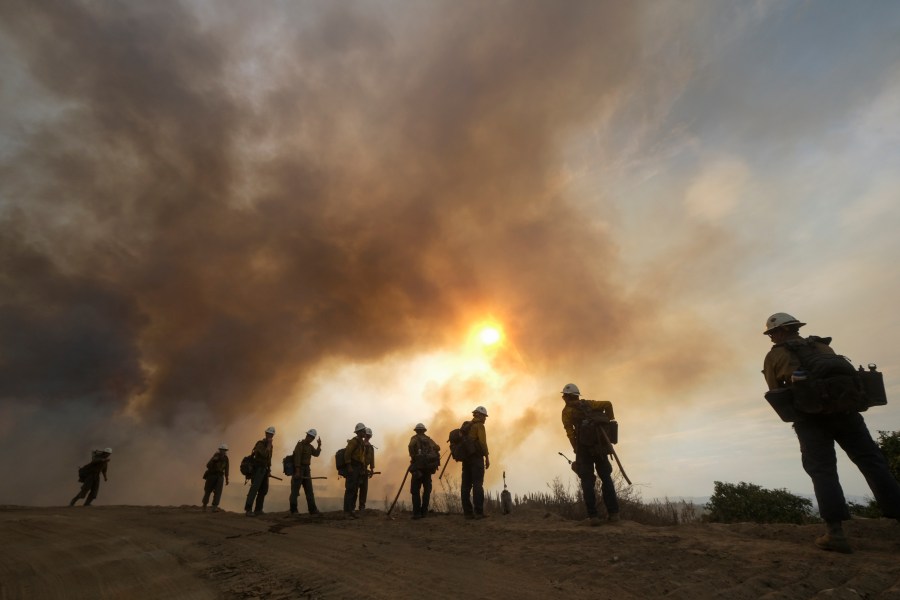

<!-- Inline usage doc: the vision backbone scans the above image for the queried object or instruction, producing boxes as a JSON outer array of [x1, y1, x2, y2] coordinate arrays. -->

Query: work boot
[[412, 513, 422, 520], [344, 511, 359, 520], [245, 510, 255, 517], [608, 513, 620, 523], [474, 513, 489, 520], [202, 505, 207, 512], [84, 501, 92, 506], [816, 522, 852, 554], [589, 516, 603, 527], [211, 506, 221, 513], [69, 497, 78, 507]]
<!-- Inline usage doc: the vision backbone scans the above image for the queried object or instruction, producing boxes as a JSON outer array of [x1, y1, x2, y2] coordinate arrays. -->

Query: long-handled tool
[[598, 427, 632, 485], [387, 468, 411, 517], [438, 452, 452, 480], [558, 451, 573, 465]]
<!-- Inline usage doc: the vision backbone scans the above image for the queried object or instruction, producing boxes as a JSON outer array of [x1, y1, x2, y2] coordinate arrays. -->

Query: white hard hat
[[562, 383, 581, 396], [354, 422, 367, 433], [473, 406, 488, 416], [306, 429, 317, 437], [265, 426, 276, 435], [414, 423, 426, 431], [764, 313, 806, 335], [103, 448, 112, 454], [364, 427, 372, 436], [219, 443, 229, 450]]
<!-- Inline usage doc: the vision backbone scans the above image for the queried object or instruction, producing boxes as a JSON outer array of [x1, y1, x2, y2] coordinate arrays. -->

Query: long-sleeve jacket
[[763, 333, 836, 390], [364, 442, 375, 470], [206, 451, 230, 478], [344, 437, 366, 465], [84, 452, 110, 479], [250, 439, 273, 469], [562, 399, 614, 451], [293, 440, 321, 466], [468, 415, 489, 456]]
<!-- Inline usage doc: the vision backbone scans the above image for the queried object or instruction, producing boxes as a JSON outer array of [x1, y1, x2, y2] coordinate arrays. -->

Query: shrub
[[876, 430, 900, 483], [705, 481, 816, 524]]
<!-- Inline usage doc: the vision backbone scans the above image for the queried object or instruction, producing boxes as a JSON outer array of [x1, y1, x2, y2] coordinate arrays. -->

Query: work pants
[[576, 449, 619, 518], [74, 474, 101, 505], [358, 470, 369, 510], [410, 470, 433, 516], [290, 465, 319, 513], [202, 473, 224, 507], [794, 411, 900, 522], [461, 456, 485, 515], [244, 466, 270, 513], [343, 462, 365, 513]]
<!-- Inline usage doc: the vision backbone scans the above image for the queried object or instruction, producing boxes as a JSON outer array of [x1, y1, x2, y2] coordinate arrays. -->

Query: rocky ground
[[1, 505, 899, 599]]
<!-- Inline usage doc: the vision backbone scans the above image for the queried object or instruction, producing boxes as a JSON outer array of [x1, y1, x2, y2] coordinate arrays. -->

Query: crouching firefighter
[[762, 312, 900, 554], [561, 383, 620, 525]]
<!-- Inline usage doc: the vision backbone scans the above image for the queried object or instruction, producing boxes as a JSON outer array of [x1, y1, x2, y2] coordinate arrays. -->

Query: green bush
[[876, 430, 900, 483], [705, 481, 816, 524], [846, 430, 900, 519]]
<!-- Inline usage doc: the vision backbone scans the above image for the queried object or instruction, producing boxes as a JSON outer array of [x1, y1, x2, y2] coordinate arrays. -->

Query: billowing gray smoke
[[0, 1, 642, 427]]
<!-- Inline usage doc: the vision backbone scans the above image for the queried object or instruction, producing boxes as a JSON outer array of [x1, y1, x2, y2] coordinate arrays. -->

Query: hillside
[[1, 505, 899, 599]]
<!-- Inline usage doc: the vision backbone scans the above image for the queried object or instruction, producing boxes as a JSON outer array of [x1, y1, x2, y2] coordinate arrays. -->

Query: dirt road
[[1, 505, 899, 599]]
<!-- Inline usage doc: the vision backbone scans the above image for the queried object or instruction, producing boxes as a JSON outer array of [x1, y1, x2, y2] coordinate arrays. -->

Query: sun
[[478, 325, 502, 347]]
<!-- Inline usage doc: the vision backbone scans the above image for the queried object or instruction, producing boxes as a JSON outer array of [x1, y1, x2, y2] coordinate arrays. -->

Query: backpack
[[411, 437, 441, 474], [239, 455, 253, 479], [77, 464, 89, 483], [784, 336, 867, 414], [335, 447, 348, 477], [282, 454, 295, 477], [448, 421, 478, 462], [575, 403, 617, 457]]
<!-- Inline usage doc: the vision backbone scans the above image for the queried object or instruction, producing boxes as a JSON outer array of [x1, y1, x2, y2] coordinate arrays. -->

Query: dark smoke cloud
[[0, 0, 647, 427]]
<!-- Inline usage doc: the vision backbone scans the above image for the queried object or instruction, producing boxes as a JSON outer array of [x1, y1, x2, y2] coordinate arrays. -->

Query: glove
[[570, 460, 579, 474]]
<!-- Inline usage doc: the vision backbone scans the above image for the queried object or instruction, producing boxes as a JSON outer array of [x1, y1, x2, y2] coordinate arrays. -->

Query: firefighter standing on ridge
[[202, 443, 229, 512], [561, 383, 620, 525], [70, 448, 112, 507], [244, 426, 275, 517], [357, 427, 376, 512], [461, 406, 490, 519], [342, 423, 368, 518], [408, 423, 440, 519], [762, 312, 900, 553], [290, 429, 322, 515]]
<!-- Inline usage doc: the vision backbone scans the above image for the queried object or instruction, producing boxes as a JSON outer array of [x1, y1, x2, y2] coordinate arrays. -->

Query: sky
[[1, 0, 899, 511]]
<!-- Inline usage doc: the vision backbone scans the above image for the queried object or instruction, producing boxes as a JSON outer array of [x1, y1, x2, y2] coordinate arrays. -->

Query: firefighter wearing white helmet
[[69, 447, 112, 507], [290, 428, 323, 515], [459, 405, 490, 519], [244, 426, 276, 516], [761, 312, 900, 553], [763, 312, 806, 336], [357, 427, 377, 512], [342, 422, 369, 517], [561, 383, 620, 525], [202, 443, 230, 512], [408, 423, 441, 519]]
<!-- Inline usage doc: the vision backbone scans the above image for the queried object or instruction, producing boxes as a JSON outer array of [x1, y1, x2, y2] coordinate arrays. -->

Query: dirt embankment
[[1, 505, 899, 600]]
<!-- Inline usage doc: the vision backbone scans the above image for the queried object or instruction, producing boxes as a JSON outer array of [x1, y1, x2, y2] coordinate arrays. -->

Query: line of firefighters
[[69, 394, 623, 524], [66, 313, 900, 555]]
